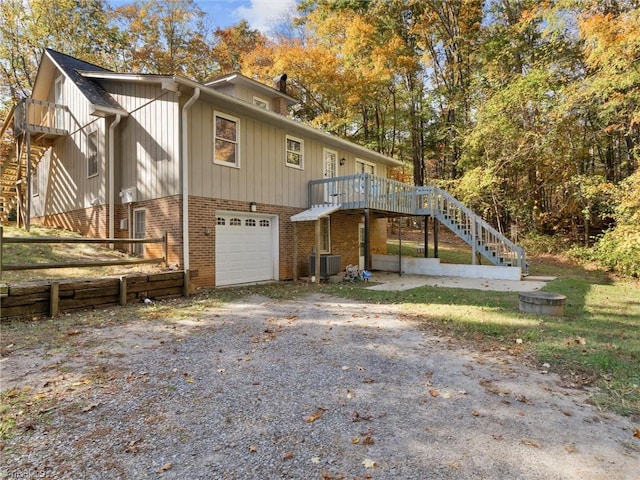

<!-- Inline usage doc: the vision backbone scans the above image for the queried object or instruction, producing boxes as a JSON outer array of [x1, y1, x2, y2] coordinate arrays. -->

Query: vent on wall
[[309, 255, 342, 279]]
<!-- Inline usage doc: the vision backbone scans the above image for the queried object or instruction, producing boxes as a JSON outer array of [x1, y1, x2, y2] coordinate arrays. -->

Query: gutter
[[108, 114, 122, 246], [181, 87, 200, 274]]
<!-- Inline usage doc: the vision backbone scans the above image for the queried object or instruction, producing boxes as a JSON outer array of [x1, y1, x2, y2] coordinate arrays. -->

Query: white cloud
[[234, 0, 296, 33]]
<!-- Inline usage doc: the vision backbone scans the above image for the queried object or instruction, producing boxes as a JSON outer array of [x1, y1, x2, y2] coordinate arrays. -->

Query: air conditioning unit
[[309, 255, 342, 279]]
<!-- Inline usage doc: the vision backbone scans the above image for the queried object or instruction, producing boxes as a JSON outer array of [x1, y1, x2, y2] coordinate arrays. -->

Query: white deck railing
[[14, 99, 68, 136], [308, 175, 527, 274]]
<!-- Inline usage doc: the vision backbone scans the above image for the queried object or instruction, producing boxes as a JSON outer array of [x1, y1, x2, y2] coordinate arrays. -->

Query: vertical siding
[[106, 81, 180, 202], [188, 97, 390, 208], [38, 72, 107, 216]]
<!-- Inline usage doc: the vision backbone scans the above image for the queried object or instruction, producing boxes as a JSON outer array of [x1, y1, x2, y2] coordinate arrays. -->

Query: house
[[0, 49, 526, 291]]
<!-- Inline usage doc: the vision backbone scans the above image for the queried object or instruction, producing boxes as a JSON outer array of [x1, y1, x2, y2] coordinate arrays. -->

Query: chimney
[[274, 73, 287, 94]]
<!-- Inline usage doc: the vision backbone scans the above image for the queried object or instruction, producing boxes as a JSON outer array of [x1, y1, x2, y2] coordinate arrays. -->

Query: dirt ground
[[1, 294, 639, 479]]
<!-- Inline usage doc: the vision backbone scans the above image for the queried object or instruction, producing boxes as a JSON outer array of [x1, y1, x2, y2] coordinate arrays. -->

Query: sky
[[199, 0, 297, 32], [108, 0, 298, 34]]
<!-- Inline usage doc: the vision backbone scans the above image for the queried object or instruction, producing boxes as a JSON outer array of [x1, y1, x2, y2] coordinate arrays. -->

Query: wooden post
[[292, 222, 298, 281], [433, 218, 439, 258], [0, 226, 3, 280], [162, 230, 168, 267], [50, 281, 59, 317], [25, 131, 31, 232], [183, 270, 190, 296], [398, 216, 402, 277], [364, 208, 370, 271], [120, 276, 128, 306], [424, 216, 429, 258], [314, 219, 321, 284]]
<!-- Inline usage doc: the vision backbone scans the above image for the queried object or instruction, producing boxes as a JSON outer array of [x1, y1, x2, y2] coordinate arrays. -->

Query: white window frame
[[286, 135, 304, 169], [320, 217, 331, 254], [32, 170, 39, 197], [133, 208, 146, 257], [214, 111, 240, 168], [253, 96, 269, 110], [87, 130, 99, 178], [355, 158, 376, 175]]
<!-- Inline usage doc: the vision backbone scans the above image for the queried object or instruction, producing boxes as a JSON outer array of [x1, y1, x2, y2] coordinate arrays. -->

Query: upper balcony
[[13, 99, 69, 139], [308, 173, 418, 216]]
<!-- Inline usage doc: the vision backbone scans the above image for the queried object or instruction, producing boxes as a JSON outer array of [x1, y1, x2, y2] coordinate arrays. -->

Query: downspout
[[108, 114, 122, 246], [181, 87, 200, 275]]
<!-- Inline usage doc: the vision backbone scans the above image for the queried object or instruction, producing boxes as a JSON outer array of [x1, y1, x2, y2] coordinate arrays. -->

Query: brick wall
[[32, 195, 389, 291]]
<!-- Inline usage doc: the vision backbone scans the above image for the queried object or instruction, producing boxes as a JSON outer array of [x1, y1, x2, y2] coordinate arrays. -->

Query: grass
[[0, 225, 163, 282], [1, 226, 638, 418]]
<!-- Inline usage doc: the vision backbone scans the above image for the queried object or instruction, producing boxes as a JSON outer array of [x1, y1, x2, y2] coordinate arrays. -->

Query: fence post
[[0, 225, 3, 280], [163, 231, 168, 267], [50, 282, 59, 317], [120, 276, 128, 306]]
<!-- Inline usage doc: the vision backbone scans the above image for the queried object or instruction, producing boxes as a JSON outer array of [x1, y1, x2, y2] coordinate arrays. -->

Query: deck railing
[[307, 175, 527, 274], [13, 99, 69, 136], [308, 173, 416, 215]]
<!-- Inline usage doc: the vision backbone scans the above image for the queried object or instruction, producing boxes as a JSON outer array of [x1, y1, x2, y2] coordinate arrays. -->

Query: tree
[[112, 0, 215, 80], [0, 0, 121, 106]]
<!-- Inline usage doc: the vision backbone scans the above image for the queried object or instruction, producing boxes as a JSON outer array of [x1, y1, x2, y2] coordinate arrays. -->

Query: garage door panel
[[215, 213, 277, 286]]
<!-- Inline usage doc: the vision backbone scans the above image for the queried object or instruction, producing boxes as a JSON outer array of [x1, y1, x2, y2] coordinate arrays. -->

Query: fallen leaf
[[363, 436, 375, 445], [304, 411, 324, 423], [346, 390, 355, 399], [81, 403, 99, 413], [352, 437, 360, 444], [341, 366, 351, 371], [283, 451, 294, 460], [492, 434, 503, 440], [66, 330, 83, 336], [521, 438, 540, 448], [471, 410, 480, 416], [156, 462, 173, 472], [634, 429, 640, 439], [362, 458, 377, 469], [249, 445, 257, 453], [429, 389, 439, 397], [186, 377, 194, 383], [515, 338, 523, 344], [565, 445, 577, 453], [311, 456, 321, 464]]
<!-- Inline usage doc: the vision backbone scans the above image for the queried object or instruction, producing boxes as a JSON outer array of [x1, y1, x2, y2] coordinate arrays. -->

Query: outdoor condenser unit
[[309, 255, 341, 279]]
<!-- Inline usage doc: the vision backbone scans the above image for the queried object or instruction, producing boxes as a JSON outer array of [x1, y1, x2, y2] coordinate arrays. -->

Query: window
[[245, 219, 256, 226], [87, 131, 98, 177], [259, 219, 270, 227], [230, 218, 242, 226], [355, 158, 375, 175], [214, 112, 239, 167], [217, 217, 226, 225], [320, 217, 331, 254], [286, 135, 303, 169], [253, 96, 269, 110], [133, 208, 146, 257], [32, 170, 39, 197]]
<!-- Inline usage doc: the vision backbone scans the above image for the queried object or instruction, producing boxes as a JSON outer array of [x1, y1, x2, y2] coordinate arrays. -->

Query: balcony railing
[[308, 173, 417, 215], [13, 99, 69, 137]]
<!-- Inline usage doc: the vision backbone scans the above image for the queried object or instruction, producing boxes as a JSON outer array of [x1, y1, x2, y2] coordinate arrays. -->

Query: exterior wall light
[[340, 157, 346, 166], [250, 201, 257, 212]]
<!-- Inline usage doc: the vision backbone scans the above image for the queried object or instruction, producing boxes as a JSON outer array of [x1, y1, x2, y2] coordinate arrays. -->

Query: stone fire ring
[[518, 291, 567, 317]]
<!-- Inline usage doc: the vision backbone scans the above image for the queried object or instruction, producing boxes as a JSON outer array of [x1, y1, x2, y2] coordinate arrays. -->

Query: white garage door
[[215, 213, 278, 286]]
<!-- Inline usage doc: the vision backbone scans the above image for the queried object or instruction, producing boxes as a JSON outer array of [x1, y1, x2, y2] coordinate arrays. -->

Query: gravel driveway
[[1, 293, 638, 479]]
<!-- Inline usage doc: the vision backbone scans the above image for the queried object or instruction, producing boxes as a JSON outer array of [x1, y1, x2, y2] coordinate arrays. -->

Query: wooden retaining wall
[[0, 271, 185, 320]]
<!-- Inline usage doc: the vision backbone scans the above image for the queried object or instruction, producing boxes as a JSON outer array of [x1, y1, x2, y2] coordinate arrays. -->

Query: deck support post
[[364, 208, 370, 272], [433, 217, 439, 258], [25, 131, 31, 232], [424, 216, 429, 258], [398, 216, 402, 277], [293, 222, 298, 281], [314, 218, 321, 284]]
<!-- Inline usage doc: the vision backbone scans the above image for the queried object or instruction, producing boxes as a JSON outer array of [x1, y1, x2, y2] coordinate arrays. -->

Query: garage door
[[215, 213, 278, 286]]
